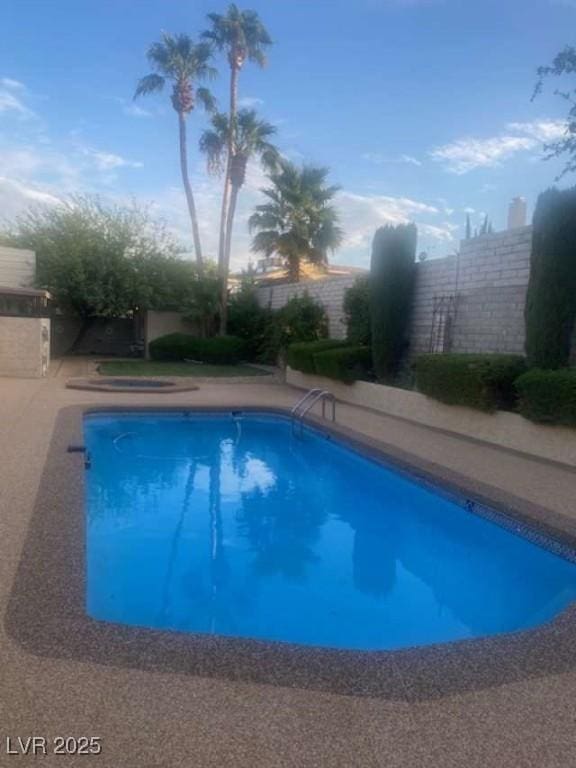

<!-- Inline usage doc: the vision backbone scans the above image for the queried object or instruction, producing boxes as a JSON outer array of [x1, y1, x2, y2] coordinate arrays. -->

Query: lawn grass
[[98, 360, 269, 378]]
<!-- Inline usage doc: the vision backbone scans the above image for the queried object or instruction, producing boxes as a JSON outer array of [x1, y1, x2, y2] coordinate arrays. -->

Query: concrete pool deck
[[1, 370, 576, 766]]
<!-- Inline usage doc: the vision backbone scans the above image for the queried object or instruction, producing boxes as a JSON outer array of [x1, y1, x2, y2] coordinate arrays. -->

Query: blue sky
[[0, 0, 574, 268]]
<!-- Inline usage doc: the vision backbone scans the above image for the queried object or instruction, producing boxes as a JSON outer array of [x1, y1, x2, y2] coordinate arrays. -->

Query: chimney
[[508, 197, 527, 230]]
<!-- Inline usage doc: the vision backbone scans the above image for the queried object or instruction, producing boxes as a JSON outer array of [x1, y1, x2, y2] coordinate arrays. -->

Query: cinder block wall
[[257, 226, 534, 357], [0, 317, 50, 378]]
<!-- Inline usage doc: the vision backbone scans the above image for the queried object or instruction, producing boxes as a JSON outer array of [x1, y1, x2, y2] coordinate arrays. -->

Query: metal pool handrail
[[291, 388, 336, 437]]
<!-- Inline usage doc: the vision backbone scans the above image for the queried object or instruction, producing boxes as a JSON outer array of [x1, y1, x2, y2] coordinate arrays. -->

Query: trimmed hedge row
[[287, 340, 351, 374], [314, 346, 372, 383], [414, 354, 526, 412], [149, 333, 246, 364], [287, 340, 373, 383], [515, 369, 576, 427]]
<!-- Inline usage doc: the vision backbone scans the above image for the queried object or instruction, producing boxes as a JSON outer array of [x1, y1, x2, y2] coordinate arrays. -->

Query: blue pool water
[[84, 412, 576, 651]]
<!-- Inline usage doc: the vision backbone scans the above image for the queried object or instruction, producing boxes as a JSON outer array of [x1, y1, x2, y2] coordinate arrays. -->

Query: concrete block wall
[[257, 226, 535, 357], [451, 226, 532, 355], [0, 316, 50, 378]]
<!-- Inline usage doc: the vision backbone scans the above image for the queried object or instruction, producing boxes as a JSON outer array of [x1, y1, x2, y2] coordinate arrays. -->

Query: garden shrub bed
[[515, 368, 576, 426], [149, 333, 246, 364], [313, 345, 372, 384], [414, 354, 526, 412], [287, 339, 350, 374]]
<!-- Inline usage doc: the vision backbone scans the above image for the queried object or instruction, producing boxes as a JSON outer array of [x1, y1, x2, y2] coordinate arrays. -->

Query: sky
[[0, 0, 574, 270]]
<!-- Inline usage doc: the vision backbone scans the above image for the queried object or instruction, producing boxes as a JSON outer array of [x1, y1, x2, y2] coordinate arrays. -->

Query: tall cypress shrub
[[525, 187, 576, 369], [370, 224, 417, 382]]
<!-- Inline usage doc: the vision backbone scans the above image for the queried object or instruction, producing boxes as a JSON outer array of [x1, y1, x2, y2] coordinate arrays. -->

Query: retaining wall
[[286, 366, 576, 468]]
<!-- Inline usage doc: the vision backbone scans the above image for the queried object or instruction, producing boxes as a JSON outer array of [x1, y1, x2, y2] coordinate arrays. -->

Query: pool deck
[[2, 367, 576, 767]]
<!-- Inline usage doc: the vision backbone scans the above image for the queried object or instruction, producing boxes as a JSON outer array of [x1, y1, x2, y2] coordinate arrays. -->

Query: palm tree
[[202, 5, 272, 284], [249, 160, 343, 281], [135, 33, 217, 270], [200, 108, 279, 332]]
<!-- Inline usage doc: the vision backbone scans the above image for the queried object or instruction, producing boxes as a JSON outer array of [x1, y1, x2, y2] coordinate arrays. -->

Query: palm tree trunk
[[219, 182, 240, 334], [178, 111, 203, 270], [218, 63, 239, 335]]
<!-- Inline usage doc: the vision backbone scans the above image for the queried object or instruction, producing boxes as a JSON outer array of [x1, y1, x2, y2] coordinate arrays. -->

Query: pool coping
[[6, 403, 576, 701]]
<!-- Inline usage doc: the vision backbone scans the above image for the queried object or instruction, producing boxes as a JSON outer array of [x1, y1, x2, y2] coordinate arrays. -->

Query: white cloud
[[0, 177, 62, 223], [431, 135, 534, 174], [80, 147, 143, 171], [1, 77, 25, 91], [238, 96, 264, 108], [431, 118, 568, 174], [112, 97, 154, 118], [0, 89, 35, 119], [505, 119, 567, 143], [333, 192, 440, 264], [362, 152, 422, 166]]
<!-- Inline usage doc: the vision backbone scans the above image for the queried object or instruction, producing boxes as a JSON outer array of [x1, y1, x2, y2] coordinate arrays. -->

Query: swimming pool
[[84, 412, 576, 651]]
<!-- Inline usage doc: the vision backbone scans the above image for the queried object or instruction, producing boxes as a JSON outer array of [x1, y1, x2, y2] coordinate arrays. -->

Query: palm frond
[[196, 87, 217, 113], [134, 73, 165, 99]]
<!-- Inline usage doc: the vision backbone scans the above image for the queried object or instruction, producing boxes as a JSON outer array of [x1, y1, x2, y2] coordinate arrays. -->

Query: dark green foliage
[[149, 333, 246, 364], [313, 345, 372, 384], [525, 187, 576, 369], [343, 275, 371, 345], [287, 339, 350, 374], [515, 369, 576, 426], [227, 283, 273, 360], [261, 293, 328, 362], [414, 354, 527, 412], [370, 224, 417, 382]]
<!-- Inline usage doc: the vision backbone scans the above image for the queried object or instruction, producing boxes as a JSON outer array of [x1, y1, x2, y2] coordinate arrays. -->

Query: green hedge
[[515, 369, 576, 426], [149, 333, 246, 364], [414, 354, 526, 412], [314, 345, 372, 384], [287, 340, 350, 374]]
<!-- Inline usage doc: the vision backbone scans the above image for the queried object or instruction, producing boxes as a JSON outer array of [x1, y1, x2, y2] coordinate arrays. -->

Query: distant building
[[508, 197, 527, 230], [230, 257, 367, 288]]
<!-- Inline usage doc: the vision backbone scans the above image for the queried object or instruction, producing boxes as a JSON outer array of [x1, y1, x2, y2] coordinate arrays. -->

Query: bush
[[515, 369, 576, 426], [149, 333, 246, 364], [414, 354, 526, 412], [261, 293, 329, 363], [370, 224, 417, 382], [343, 276, 371, 345], [314, 345, 372, 384], [227, 285, 273, 361], [287, 339, 351, 374], [525, 187, 576, 369]]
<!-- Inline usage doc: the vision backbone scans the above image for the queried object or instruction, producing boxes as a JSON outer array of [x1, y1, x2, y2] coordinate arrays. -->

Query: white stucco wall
[[0, 316, 50, 378], [0, 246, 36, 288]]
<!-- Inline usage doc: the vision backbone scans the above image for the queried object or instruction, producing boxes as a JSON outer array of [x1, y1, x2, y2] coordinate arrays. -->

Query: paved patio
[[1, 367, 576, 767]]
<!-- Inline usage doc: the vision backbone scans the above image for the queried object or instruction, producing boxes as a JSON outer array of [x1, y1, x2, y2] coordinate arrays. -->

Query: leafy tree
[[135, 33, 217, 268], [343, 275, 371, 345], [369, 224, 417, 382], [525, 187, 576, 369], [200, 108, 279, 332], [261, 293, 328, 363], [202, 4, 272, 277], [249, 160, 343, 281], [227, 279, 273, 360], [3, 196, 181, 317], [533, 46, 575, 177]]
